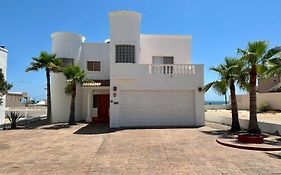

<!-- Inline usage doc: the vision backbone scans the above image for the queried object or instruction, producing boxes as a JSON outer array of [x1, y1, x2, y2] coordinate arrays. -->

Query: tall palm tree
[[63, 65, 86, 125], [26, 51, 61, 124], [238, 41, 281, 134], [205, 57, 248, 131]]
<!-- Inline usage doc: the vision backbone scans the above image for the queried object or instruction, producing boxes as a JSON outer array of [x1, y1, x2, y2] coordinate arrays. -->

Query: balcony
[[111, 63, 203, 79], [148, 64, 196, 75]]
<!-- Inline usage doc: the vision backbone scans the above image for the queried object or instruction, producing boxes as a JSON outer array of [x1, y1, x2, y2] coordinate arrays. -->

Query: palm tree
[[26, 51, 61, 124], [238, 41, 281, 134], [205, 57, 248, 131], [63, 65, 86, 125]]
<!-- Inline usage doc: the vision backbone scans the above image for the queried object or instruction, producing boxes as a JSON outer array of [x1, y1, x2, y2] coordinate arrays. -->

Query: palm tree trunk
[[229, 79, 241, 131], [224, 94, 228, 105], [248, 65, 261, 134], [46, 68, 52, 124], [68, 81, 76, 125]]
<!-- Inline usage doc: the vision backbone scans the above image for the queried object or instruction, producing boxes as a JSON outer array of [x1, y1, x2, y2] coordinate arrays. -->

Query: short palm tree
[[238, 41, 281, 134], [205, 57, 248, 131], [26, 51, 61, 124], [63, 65, 86, 125]]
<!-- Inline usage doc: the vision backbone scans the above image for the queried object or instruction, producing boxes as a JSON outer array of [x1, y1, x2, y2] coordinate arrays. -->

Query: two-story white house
[[51, 11, 205, 128], [0, 46, 8, 125]]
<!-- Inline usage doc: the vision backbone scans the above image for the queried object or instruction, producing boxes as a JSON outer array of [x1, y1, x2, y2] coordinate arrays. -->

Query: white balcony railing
[[148, 64, 196, 75]]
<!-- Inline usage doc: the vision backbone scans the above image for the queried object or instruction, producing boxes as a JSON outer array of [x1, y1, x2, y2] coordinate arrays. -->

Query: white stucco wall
[[50, 11, 205, 128], [0, 47, 7, 125], [140, 34, 192, 64], [109, 11, 142, 64], [110, 64, 205, 128], [80, 43, 110, 80], [51, 32, 85, 60], [51, 32, 85, 123]]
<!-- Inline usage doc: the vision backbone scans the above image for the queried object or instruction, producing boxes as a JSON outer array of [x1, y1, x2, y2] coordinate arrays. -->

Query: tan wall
[[237, 92, 281, 110], [258, 76, 280, 93], [6, 95, 25, 107]]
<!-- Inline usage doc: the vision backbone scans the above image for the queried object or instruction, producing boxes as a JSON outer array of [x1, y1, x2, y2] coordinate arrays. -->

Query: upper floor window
[[116, 45, 135, 63], [61, 58, 74, 67], [152, 56, 174, 64], [87, 61, 101, 71]]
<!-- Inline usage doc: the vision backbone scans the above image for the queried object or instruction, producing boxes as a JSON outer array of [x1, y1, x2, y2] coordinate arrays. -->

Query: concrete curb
[[216, 138, 281, 151]]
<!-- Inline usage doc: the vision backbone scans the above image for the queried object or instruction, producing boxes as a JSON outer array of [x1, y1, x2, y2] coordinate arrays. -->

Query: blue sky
[[1, 0, 281, 101]]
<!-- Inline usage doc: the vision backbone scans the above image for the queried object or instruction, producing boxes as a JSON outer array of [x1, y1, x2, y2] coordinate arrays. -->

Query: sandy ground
[[206, 109, 281, 125]]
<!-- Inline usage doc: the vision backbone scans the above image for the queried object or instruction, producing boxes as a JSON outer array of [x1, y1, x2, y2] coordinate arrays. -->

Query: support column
[[195, 90, 205, 127], [87, 89, 92, 122]]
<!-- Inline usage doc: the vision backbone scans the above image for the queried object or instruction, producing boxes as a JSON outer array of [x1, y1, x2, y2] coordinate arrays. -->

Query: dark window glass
[[116, 45, 135, 63], [163, 57, 174, 64], [87, 61, 93, 71], [61, 58, 74, 67], [87, 61, 101, 71], [93, 95, 98, 108]]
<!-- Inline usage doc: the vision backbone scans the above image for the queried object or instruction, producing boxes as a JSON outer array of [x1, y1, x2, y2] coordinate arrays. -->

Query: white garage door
[[119, 90, 195, 127]]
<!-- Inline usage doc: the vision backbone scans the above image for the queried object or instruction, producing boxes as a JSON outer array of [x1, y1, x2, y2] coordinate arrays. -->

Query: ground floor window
[[93, 95, 98, 108]]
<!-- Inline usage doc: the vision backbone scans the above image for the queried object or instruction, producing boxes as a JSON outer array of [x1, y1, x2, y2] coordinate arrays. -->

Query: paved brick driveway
[[0, 123, 281, 175]]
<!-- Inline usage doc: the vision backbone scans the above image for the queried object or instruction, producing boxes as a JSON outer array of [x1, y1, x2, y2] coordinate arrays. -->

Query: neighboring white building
[[51, 11, 205, 128], [0, 46, 8, 125]]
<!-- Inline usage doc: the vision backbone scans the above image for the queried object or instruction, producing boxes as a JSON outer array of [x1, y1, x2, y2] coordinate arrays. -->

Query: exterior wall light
[[113, 86, 117, 91], [198, 87, 203, 92]]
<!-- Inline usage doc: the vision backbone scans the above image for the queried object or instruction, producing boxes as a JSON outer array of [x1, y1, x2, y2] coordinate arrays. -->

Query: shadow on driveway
[[73, 123, 110, 135]]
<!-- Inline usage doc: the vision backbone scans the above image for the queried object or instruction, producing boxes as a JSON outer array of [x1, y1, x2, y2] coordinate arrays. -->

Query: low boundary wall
[[237, 92, 281, 110], [205, 105, 230, 110], [206, 113, 281, 135]]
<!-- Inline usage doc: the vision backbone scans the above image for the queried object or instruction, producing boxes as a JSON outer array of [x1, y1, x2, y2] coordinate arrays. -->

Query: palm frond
[[204, 82, 215, 92], [262, 46, 281, 61]]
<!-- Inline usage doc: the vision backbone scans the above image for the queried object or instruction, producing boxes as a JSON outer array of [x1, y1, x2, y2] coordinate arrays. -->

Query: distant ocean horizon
[[205, 101, 226, 105]]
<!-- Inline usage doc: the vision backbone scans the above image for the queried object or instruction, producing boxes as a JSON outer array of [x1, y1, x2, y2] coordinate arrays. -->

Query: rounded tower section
[[109, 11, 142, 64], [50, 32, 85, 123], [51, 32, 85, 62]]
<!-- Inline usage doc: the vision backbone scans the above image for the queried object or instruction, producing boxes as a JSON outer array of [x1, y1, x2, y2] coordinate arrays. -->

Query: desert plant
[[26, 51, 62, 124], [257, 102, 270, 113], [6, 112, 24, 129]]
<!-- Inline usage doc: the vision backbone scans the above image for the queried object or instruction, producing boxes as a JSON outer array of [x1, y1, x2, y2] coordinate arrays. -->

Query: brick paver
[[0, 123, 281, 174]]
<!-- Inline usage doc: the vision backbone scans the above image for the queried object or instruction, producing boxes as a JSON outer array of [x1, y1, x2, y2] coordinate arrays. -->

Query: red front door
[[94, 94, 109, 123]]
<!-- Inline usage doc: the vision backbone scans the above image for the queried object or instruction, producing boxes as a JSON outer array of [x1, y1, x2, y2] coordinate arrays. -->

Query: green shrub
[[257, 102, 270, 113]]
